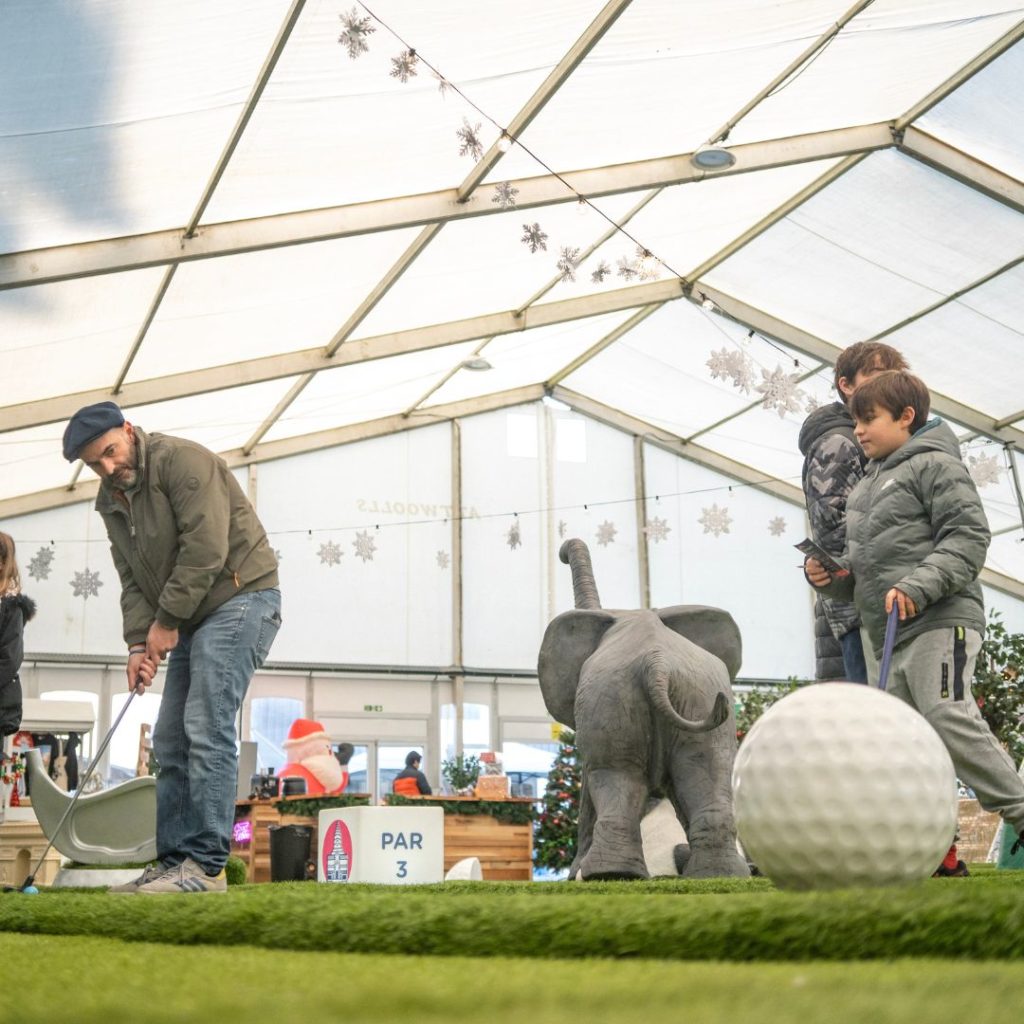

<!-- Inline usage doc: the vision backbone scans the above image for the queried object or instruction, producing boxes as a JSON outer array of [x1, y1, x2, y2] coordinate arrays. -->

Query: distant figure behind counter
[[392, 750, 432, 797]]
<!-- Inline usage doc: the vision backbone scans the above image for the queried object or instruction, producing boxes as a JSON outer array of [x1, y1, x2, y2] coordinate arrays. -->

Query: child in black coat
[[1, 532, 36, 738]]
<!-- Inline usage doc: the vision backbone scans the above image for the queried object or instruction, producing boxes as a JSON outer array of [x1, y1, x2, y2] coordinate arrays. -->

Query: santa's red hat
[[282, 718, 331, 747]]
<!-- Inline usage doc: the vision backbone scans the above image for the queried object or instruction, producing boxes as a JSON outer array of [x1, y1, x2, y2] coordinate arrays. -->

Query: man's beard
[[110, 455, 139, 490]]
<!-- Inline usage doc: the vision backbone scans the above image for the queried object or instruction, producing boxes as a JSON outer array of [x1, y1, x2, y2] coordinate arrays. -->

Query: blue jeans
[[840, 627, 868, 684], [152, 588, 281, 873]]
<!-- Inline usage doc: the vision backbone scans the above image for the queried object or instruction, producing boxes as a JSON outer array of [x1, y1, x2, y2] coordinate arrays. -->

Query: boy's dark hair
[[834, 342, 908, 398], [851, 370, 930, 433]]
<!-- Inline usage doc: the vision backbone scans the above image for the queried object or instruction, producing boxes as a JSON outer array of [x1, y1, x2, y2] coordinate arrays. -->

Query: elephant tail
[[643, 649, 730, 733], [560, 538, 602, 610]]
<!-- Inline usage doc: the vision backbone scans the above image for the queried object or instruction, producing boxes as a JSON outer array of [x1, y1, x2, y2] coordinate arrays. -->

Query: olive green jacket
[[95, 428, 279, 646], [821, 419, 989, 656]]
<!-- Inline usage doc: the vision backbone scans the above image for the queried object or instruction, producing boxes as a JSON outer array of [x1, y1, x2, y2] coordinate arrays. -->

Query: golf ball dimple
[[732, 683, 957, 890]]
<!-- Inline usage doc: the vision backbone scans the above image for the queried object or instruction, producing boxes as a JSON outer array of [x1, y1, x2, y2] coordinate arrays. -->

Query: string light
[[575, 197, 588, 216], [700, 292, 716, 313], [497, 131, 513, 153]]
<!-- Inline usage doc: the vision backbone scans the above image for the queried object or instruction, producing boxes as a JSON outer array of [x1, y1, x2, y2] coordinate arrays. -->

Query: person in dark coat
[[799, 342, 908, 681], [392, 750, 432, 797], [0, 532, 36, 738]]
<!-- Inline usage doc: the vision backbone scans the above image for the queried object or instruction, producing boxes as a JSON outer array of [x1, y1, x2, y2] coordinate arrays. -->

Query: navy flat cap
[[62, 401, 125, 462]]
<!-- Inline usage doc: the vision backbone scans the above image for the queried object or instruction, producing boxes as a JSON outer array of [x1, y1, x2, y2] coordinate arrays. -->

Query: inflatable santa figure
[[278, 718, 347, 796]]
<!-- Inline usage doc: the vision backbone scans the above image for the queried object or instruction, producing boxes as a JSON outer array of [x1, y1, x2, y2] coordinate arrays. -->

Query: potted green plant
[[441, 753, 481, 795]]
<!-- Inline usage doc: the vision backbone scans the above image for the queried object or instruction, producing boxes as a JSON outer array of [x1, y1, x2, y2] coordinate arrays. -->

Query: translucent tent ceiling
[[3, 0, 1024, 597]]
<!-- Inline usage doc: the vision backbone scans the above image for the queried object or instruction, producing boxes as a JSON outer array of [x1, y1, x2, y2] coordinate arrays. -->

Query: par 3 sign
[[318, 806, 444, 884]]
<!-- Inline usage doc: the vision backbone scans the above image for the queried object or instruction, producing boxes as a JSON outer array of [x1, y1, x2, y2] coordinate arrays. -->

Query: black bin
[[268, 824, 313, 882]]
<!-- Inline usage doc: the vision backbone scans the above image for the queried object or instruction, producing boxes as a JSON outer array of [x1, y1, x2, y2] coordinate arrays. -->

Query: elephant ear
[[537, 609, 616, 729], [657, 605, 742, 681]]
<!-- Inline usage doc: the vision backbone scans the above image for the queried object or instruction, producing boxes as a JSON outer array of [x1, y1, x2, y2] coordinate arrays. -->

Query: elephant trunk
[[643, 650, 729, 733], [560, 538, 602, 610]]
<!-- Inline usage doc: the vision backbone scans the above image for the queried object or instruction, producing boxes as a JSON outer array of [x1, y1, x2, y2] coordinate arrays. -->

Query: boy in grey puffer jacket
[[805, 370, 1024, 858]]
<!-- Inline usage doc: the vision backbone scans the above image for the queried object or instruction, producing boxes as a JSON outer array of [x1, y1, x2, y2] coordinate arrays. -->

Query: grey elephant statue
[[538, 538, 750, 880]]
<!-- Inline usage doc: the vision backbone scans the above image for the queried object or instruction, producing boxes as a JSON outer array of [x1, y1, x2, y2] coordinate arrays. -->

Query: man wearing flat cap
[[63, 402, 281, 894]]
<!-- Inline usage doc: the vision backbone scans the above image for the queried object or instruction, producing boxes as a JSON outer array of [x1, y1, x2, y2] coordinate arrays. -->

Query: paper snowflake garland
[[436, 550, 451, 569], [338, 8, 375, 59], [27, 546, 55, 581], [556, 246, 581, 283], [352, 530, 377, 562], [706, 347, 756, 395], [805, 394, 822, 414], [616, 255, 638, 281], [521, 222, 548, 253], [967, 452, 1004, 489], [318, 540, 343, 567], [390, 49, 418, 83], [432, 70, 453, 96], [596, 521, 617, 546], [557, 520, 567, 539], [699, 504, 732, 538], [756, 364, 806, 418], [507, 521, 522, 550], [457, 118, 484, 161], [492, 182, 518, 209], [768, 516, 787, 537], [590, 260, 611, 284], [644, 516, 671, 543], [70, 568, 103, 599]]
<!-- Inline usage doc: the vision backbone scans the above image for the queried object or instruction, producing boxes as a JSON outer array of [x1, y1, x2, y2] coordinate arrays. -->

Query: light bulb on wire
[[700, 292, 716, 313], [497, 132, 513, 153], [638, 249, 658, 278], [575, 197, 588, 216]]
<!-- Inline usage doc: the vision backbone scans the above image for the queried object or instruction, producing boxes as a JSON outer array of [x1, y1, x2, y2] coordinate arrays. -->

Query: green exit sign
[[363, 704, 383, 712]]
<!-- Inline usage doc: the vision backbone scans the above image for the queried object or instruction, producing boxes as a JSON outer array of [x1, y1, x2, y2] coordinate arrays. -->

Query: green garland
[[385, 793, 535, 825], [273, 794, 371, 818]]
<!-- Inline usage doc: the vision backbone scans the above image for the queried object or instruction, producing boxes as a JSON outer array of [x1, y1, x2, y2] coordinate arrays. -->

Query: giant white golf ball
[[732, 683, 957, 890]]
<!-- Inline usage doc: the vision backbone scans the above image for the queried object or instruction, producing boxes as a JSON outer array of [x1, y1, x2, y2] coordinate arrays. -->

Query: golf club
[[876, 603, 900, 692], [3, 680, 146, 894]]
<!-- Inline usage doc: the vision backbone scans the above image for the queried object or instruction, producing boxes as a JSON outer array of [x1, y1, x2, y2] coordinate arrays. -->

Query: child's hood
[[880, 417, 960, 470]]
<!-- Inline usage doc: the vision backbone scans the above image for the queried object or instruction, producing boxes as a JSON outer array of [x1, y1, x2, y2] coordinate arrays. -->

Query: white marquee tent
[[3, 0, 1024, 789]]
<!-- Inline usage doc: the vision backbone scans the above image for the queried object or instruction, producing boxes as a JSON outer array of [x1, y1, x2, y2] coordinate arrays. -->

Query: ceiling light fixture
[[462, 357, 493, 371], [690, 142, 736, 170]]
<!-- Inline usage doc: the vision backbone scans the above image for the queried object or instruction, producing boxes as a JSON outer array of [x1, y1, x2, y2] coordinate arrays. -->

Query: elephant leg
[[670, 748, 749, 879], [579, 767, 649, 880], [568, 771, 596, 880]]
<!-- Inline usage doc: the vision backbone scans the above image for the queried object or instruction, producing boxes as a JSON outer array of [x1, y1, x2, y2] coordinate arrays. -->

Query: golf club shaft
[[21, 681, 146, 887]]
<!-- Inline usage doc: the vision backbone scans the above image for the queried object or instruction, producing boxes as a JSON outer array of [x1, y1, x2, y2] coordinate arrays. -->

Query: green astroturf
[[6, 934, 1024, 1024], [1, 866, 1023, 962]]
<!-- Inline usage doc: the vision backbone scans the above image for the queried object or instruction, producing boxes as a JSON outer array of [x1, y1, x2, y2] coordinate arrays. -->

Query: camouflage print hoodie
[[798, 401, 866, 642], [821, 419, 989, 657]]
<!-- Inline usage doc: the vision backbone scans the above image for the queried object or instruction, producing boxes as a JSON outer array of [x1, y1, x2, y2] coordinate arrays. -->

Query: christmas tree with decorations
[[534, 729, 580, 872]]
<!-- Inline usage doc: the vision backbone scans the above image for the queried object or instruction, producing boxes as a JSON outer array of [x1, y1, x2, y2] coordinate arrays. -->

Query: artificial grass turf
[[1, 869, 1023, 961], [6, 934, 1024, 1024]]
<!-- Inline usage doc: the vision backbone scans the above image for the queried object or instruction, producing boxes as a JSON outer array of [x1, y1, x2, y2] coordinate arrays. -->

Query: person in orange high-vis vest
[[392, 750, 431, 797]]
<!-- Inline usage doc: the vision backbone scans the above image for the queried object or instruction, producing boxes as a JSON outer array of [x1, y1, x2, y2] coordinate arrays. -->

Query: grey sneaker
[[135, 857, 227, 895], [108, 862, 172, 894]]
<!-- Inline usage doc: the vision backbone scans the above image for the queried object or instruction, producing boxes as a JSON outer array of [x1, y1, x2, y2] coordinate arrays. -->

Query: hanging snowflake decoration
[[507, 520, 522, 550], [337, 7, 376, 59], [644, 516, 671, 543], [318, 540, 343, 567], [457, 118, 484, 161], [69, 568, 103, 599], [616, 255, 638, 281], [699, 503, 732, 538], [436, 550, 451, 569], [706, 347, 756, 395], [389, 49, 418, 83], [557, 520, 567, 539], [804, 394, 822, 414], [432, 70, 453, 97], [492, 182, 519, 210], [556, 246, 582, 283], [767, 516, 787, 537], [27, 546, 55, 581], [756, 364, 806, 418], [273, 549, 284, 562], [352, 530, 377, 563], [596, 521, 617, 547], [521, 222, 548, 253], [635, 246, 660, 281], [967, 452, 1004, 489], [590, 260, 611, 284]]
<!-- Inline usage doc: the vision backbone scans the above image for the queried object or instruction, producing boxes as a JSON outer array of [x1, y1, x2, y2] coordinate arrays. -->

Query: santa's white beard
[[302, 753, 344, 792]]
